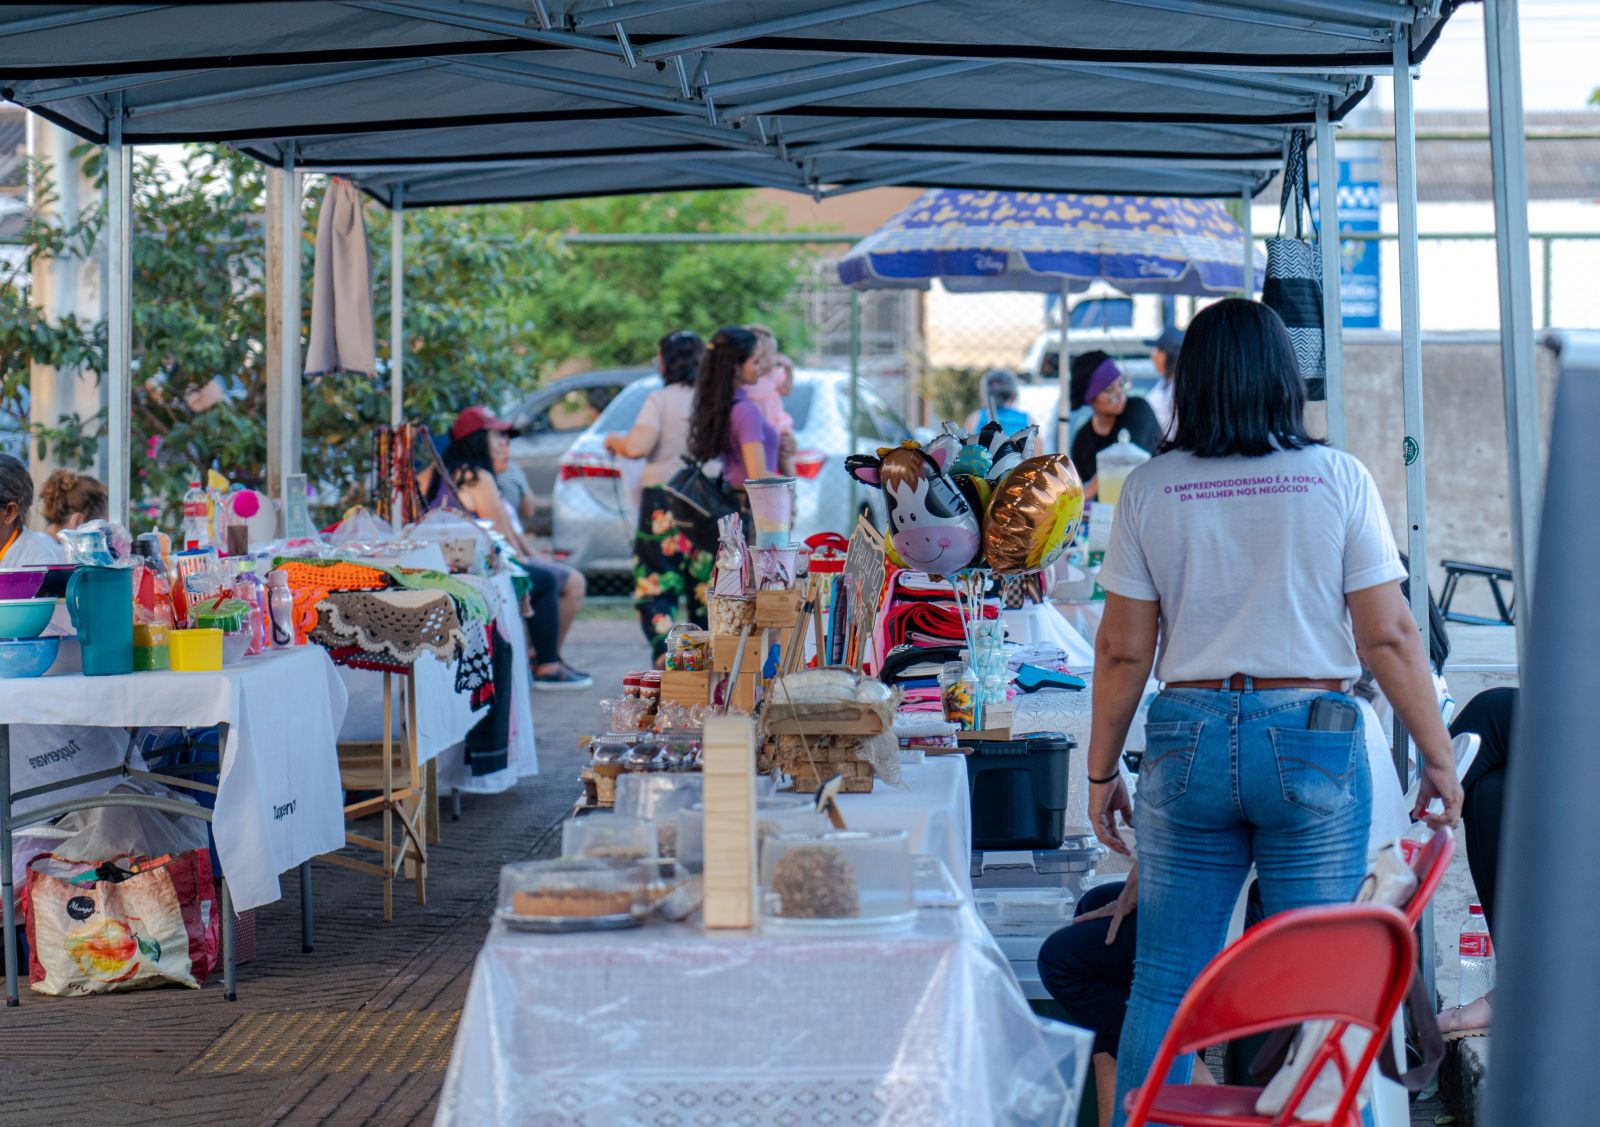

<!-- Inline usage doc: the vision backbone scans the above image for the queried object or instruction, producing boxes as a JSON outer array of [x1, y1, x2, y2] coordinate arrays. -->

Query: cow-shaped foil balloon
[[846, 443, 982, 578]]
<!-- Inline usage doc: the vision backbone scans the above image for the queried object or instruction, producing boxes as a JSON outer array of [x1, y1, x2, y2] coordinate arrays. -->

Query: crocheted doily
[[314, 589, 464, 666]]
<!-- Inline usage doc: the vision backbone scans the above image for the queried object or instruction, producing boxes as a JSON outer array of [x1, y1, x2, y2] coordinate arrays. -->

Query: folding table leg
[[220, 878, 237, 1002], [382, 672, 394, 923], [299, 860, 314, 953], [1, 724, 16, 1006], [425, 759, 441, 845], [409, 674, 426, 906], [452, 786, 461, 821]]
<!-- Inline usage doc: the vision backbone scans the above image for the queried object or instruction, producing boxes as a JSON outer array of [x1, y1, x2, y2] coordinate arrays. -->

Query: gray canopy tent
[[2, 8, 1575, 1116]]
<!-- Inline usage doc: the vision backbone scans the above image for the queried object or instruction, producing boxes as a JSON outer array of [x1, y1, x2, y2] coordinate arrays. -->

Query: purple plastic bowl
[[0, 570, 47, 600]]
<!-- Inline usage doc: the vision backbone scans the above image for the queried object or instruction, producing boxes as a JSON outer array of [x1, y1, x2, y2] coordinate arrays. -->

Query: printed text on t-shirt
[[1164, 474, 1325, 502]]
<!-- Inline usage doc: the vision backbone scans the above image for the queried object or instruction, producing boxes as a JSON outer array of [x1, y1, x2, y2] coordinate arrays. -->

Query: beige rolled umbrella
[[304, 177, 375, 378]]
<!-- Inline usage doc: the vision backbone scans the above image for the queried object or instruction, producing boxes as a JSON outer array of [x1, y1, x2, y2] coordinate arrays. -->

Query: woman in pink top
[[747, 323, 797, 475], [687, 326, 779, 513]]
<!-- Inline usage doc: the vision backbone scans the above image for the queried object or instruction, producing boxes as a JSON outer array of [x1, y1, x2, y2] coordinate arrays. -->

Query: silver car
[[552, 369, 910, 576]]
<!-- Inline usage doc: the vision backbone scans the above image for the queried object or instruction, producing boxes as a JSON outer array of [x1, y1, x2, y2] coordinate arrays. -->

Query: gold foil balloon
[[983, 454, 1085, 575]]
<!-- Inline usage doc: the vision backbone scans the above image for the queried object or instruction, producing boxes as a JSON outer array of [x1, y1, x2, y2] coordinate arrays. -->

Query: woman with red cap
[[438, 405, 591, 691]]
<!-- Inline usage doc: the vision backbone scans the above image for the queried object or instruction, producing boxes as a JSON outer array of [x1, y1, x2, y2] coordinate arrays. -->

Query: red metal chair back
[[1123, 904, 1416, 1127], [1404, 827, 1455, 928]]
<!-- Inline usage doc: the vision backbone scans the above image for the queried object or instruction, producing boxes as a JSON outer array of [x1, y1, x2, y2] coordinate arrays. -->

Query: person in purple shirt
[[687, 325, 779, 492]]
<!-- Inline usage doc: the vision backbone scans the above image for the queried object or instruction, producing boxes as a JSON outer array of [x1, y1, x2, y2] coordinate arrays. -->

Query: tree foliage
[[0, 144, 814, 525]]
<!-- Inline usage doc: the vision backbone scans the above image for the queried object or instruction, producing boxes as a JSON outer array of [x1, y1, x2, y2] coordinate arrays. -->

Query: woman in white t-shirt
[[1085, 300, 1462, 1124], [0, 455, 66, 568], [603, 330, 712, 663]]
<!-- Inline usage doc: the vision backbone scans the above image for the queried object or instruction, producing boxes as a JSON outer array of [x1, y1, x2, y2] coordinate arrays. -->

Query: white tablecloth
[[334, 570, 537, 793], [837, 756, 972, 895], [436, 872, 1093, 1127], [1, 646, 348, 912], [1012, 678, 1155, 839]]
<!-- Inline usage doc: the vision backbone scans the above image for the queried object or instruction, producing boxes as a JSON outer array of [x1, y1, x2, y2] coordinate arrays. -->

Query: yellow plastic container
[[167, 627, 222, 672]]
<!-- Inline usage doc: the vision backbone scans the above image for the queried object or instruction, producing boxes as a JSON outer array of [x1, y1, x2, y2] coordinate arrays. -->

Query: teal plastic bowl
[[0, 597, 57, 639], [0, 636, 59, 678]]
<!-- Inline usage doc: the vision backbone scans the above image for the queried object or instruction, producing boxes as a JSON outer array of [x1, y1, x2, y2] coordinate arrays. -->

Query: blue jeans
[[1111, 685, 1371, 1125]]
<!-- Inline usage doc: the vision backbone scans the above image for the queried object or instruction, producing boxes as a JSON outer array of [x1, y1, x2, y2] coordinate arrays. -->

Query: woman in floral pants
[[632, 495, 715, 660], [604, 330, 715, 662]]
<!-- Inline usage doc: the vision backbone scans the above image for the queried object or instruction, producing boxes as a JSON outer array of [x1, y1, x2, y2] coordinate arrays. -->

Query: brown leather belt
[[1165, 675, 1346, 692]]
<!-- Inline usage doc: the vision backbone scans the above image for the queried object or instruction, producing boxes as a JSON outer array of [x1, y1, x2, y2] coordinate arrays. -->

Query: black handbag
[[1261, 131, 1327, 398], [662, 455, 739, 543]]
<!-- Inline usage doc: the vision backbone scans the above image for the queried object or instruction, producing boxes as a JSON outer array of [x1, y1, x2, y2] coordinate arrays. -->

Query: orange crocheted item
[[278, 560, 390, 593]]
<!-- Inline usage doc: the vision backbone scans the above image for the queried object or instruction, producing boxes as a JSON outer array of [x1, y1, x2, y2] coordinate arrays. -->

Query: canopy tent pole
[[1393, 31, 1436, 1009], [1239, 186, 1253, 296], [278, 147, 302, 505], [104, 93, 131, 526], [1483, 0, 1541, 666], [1316, 98, 1346, 449], [1056, 278, 1070, 455], [390, 186, 405, 427]]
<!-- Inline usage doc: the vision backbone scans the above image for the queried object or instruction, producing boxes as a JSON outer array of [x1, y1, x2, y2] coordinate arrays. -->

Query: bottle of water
[[180, 480, 210, 549], [1458, 902, 1495, 1005]]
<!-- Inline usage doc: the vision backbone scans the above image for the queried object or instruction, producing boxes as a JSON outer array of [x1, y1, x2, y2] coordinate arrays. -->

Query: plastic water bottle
[[181, 480, 211, 549], [1458, 902, 1495, 1005], [267, 569, 296, 648]]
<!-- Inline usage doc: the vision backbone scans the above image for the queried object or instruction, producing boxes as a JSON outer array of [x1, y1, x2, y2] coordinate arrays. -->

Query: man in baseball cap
[[450, 405, 520, 441], [1144, 325, 1184, 437]]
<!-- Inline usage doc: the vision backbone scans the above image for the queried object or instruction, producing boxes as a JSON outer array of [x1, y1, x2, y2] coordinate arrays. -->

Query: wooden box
[[720, 670, 761, 712], [712, 633, 748, 673], [661, 669, 712, 705], [754, 587, 805, 628]]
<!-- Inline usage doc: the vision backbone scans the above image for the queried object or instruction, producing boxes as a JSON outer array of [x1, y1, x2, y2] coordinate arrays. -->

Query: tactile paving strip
[[184, 1010, 459, 1074]]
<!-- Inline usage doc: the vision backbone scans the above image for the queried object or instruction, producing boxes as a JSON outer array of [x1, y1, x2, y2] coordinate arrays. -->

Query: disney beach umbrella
[[839, 190, 1267, 449]]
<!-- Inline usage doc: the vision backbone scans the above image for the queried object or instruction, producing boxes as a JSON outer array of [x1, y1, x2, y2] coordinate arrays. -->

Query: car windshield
[[593, 378, 815, 432]]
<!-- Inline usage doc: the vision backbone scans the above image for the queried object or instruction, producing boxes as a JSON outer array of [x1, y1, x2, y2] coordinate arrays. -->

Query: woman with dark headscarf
[[1068, 351, 1162, 499], [604, 330, 715, 661]]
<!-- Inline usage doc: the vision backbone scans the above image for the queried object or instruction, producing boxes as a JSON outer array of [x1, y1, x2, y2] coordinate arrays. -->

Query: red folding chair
[[1402, 828, 1455, 927], [1123, 905, 1416, 1127]]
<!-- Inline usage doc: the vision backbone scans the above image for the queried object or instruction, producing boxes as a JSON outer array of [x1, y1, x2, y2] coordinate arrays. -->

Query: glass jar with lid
[[588, 732, 635, 806]]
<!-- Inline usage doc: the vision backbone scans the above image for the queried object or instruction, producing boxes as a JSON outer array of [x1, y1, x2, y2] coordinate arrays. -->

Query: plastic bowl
[[0, 597, 58, 640], [221, 629, 251, 666], [0, 570, 47, 600], [0, 636, 61, 678]]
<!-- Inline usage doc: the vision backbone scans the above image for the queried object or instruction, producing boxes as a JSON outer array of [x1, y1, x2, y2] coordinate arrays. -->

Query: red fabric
[[1122, 905, 1415, 1127]]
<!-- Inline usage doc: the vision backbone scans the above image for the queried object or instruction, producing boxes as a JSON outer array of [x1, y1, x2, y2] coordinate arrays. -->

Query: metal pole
[[279, 146, 302, 503], [1393, 35, 1437, 1010], [390, 187, 405, 427], [1, 724, 16, 1006], [1055, 279, 1070, 455], [1316, 98, 1346, 449], [1239, 187, 1253, 297], [105, 94, 132, 526], [1540, 237, 1553, 329], [848, 289, 861, 517], [1485, 0, 1542, 666]]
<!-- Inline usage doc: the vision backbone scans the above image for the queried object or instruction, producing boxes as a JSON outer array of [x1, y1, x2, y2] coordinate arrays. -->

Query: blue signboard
[[1312, 159, 1382, 329]]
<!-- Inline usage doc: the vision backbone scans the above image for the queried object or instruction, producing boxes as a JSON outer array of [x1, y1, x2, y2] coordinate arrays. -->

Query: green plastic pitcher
[[65, 565, 133, 676]]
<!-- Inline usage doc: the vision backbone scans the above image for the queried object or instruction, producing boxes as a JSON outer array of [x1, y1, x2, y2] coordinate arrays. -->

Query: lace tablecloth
[[436, 867, 1093, 1127]]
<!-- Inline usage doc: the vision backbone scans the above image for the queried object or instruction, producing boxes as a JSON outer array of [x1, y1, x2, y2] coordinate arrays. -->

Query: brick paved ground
[[0, 608, 1463, 1126], [0, 613, 644, 1127]]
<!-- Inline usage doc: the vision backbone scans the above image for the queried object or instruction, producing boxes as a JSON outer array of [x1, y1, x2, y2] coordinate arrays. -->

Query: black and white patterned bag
[[1261, 132, 1326, 397]]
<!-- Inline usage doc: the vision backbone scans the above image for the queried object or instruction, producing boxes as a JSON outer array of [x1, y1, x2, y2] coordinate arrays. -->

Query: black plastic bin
[[960, 731, 1075, 851]]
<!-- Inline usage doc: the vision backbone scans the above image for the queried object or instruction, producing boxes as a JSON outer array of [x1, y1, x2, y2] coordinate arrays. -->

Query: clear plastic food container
[[674, 794, 823, 875], [614, 773, 703, 858], [760, 829, 915, 933], [562, 812, 657, 864], [495, 858, 647, 931]]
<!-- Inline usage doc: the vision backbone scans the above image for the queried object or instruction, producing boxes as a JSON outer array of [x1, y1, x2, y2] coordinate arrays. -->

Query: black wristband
[[1088, 769, 1120, 785]]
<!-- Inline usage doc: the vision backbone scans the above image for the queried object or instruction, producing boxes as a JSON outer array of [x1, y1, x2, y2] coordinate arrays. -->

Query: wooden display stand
[[324, 669, 428, 922], [701, 714, 758, 929]]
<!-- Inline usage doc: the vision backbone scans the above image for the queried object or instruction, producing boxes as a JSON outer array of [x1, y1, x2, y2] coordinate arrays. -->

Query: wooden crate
[[660, 669, 712, 705], [754, 587, 805, 628]]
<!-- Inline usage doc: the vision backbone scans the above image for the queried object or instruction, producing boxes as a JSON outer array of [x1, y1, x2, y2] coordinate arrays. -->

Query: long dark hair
[[687, 326, 757, 463], [659, 330, 705, 387], [442, 428, 496, 500], [1163, 298, 1319, 458]]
